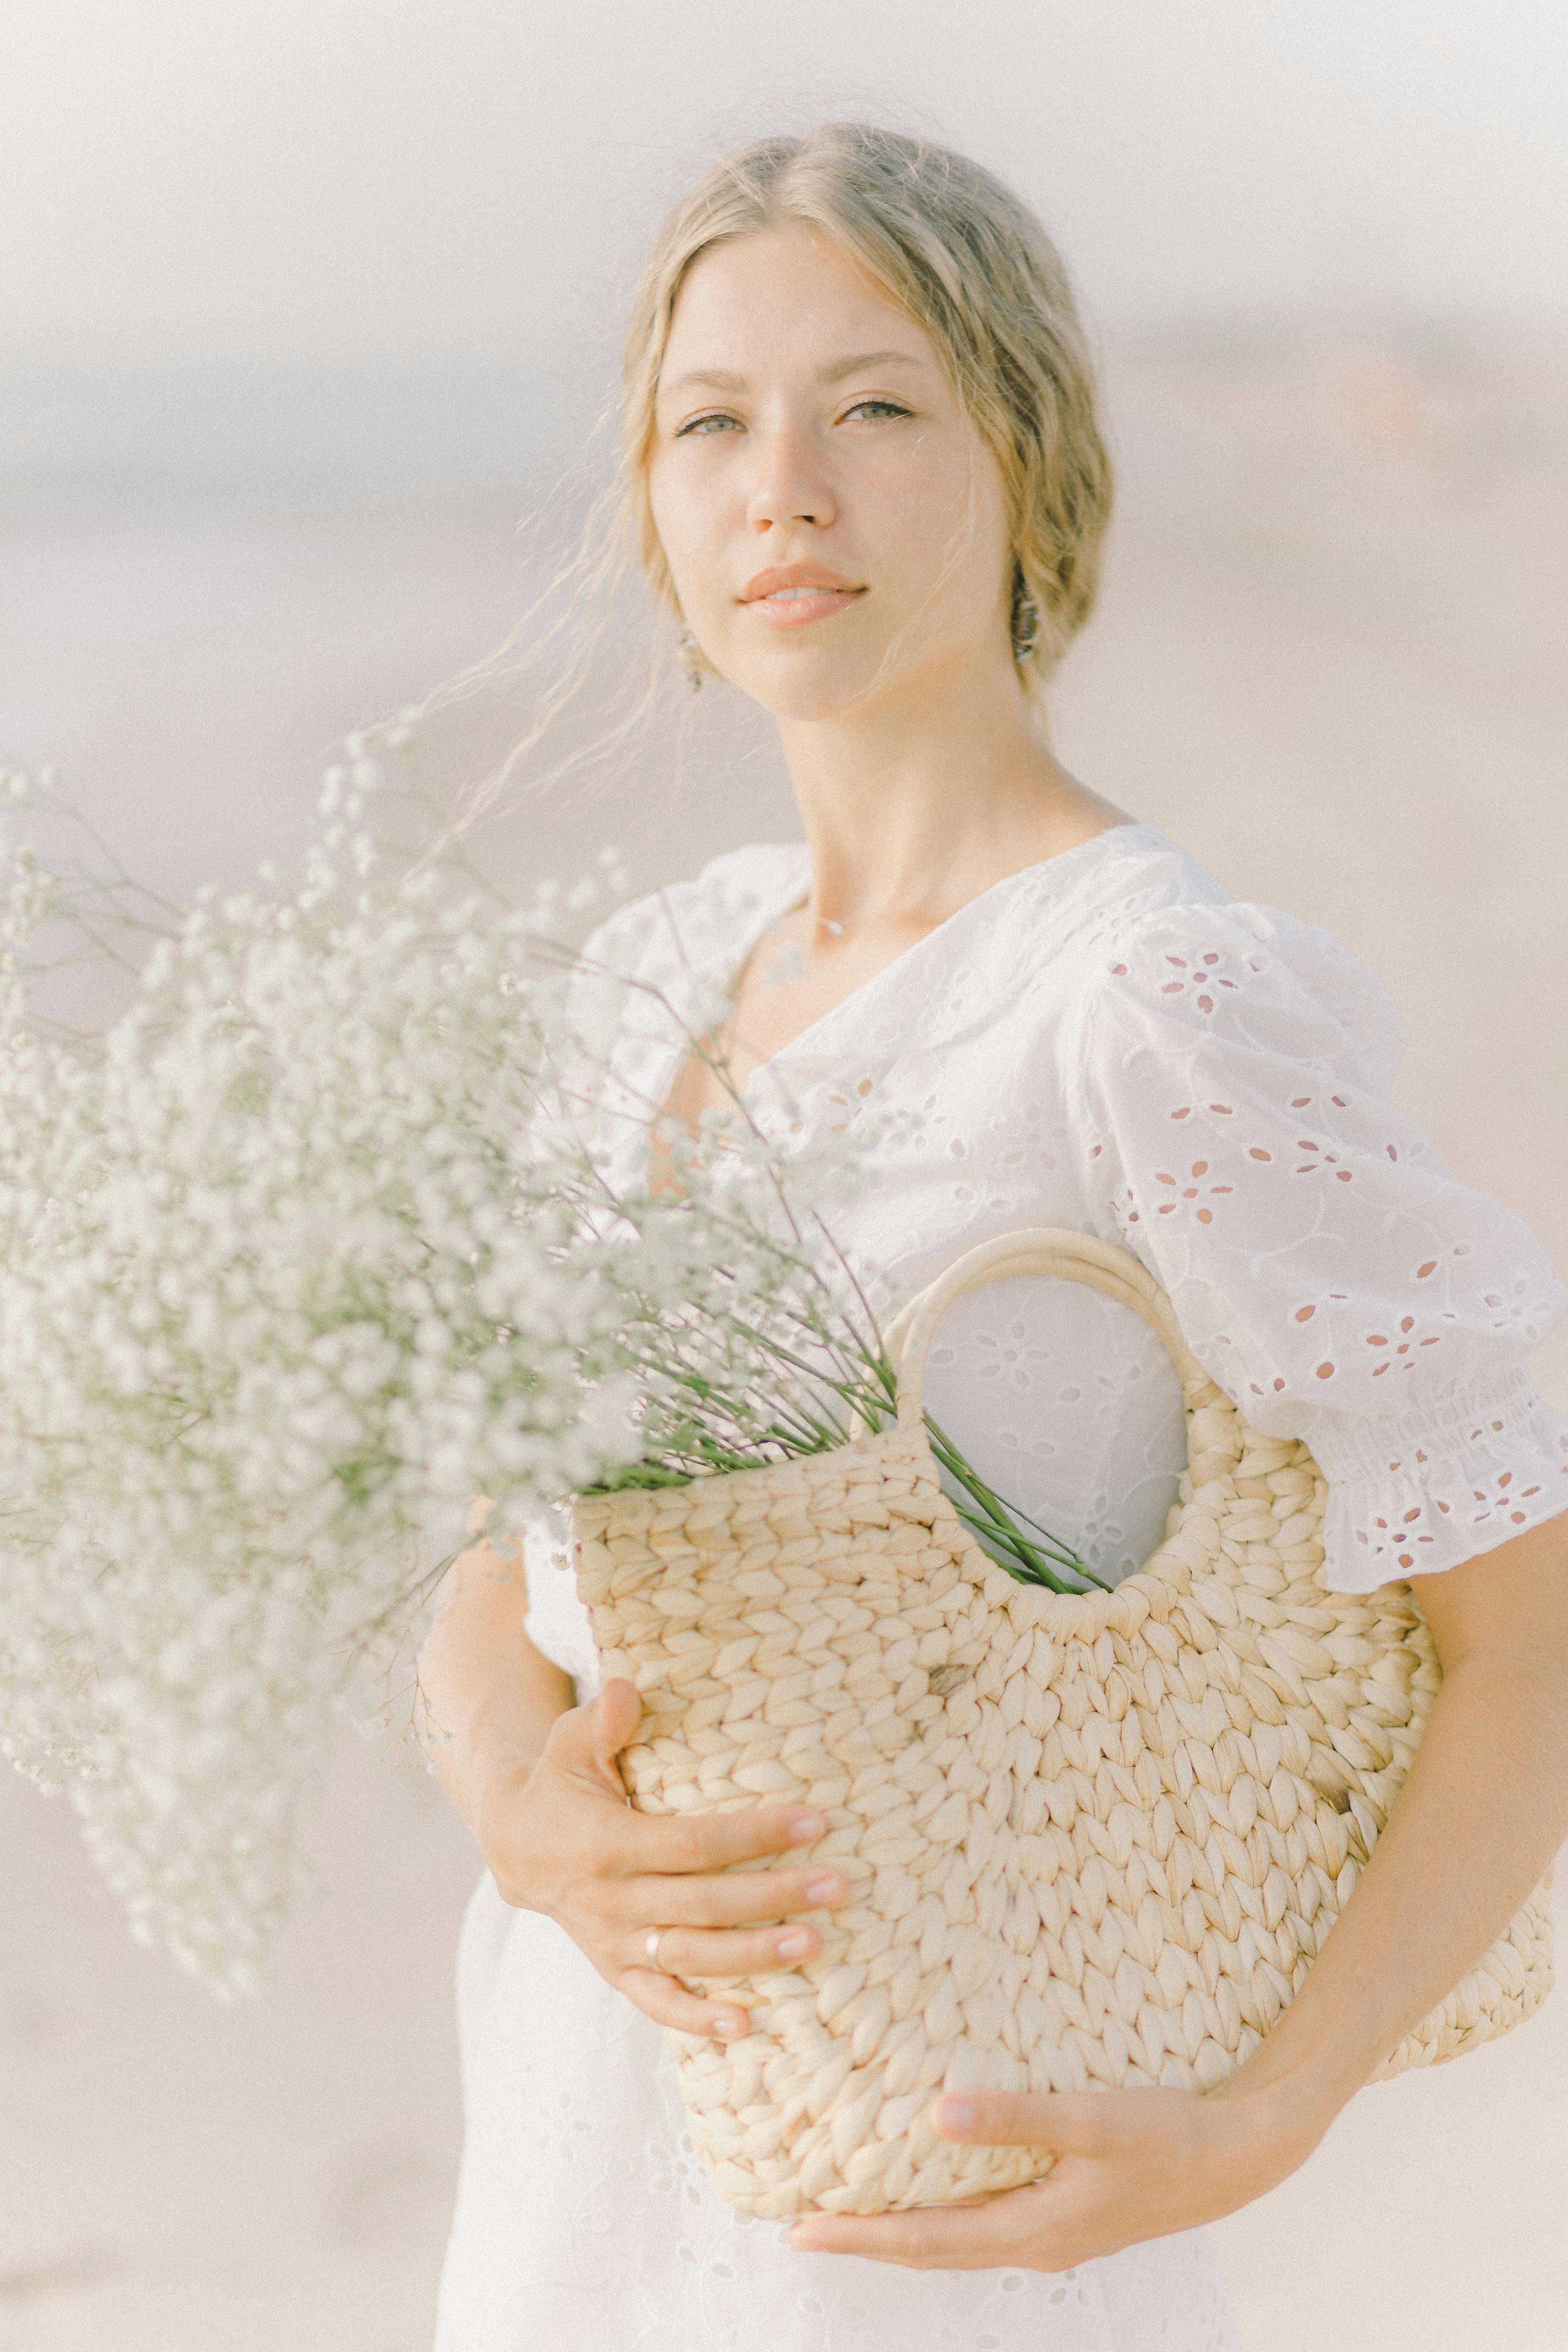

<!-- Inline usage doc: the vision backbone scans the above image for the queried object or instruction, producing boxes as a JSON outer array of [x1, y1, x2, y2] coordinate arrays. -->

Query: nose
[[744, 421, 836, 533]]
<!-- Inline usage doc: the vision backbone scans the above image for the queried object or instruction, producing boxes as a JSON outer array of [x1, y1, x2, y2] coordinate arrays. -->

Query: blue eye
[[843, 399, 912, 422], [675, 412, 740, 438]]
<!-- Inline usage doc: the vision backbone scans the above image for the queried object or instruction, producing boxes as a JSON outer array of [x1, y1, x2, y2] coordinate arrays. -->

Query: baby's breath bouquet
[[0, 744, 1090, 1996]]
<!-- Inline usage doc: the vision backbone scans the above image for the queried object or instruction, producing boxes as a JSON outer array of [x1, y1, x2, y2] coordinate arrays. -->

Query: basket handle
[[882, 1228, 1213, 1434]]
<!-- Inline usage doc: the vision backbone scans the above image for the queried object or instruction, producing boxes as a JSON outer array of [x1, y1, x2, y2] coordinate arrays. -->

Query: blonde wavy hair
[[622, 121, 1115, 692], [417, 122, 1114, 856]]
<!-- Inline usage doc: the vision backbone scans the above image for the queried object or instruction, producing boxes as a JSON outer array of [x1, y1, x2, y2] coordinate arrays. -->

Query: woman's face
[[646, 225, 1017, 723]]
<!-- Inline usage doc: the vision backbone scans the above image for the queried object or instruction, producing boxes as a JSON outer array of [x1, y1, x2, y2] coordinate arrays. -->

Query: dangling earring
[[1011, 577, 1040, 666], [677, 625, 703, 693]]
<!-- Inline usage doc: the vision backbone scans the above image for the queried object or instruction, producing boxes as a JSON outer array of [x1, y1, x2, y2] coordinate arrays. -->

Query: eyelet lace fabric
[[434, 822, 1568, 2349], [1060, 886, 1568, 1580]]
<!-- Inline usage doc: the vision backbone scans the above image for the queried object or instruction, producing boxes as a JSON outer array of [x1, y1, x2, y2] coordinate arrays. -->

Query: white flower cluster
[[0, 750, 864, 1995]]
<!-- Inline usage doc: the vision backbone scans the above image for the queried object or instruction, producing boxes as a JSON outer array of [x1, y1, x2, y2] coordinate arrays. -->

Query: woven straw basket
[[573, 1230, 1554, 2219]]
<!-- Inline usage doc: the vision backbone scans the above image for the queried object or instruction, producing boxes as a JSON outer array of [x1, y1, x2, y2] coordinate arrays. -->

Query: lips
[[738, 563, 865, 629], [740, 563, 859, 600]]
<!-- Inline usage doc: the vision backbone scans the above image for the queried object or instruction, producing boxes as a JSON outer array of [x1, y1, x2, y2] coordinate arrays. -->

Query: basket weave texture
[[573, 1231, 1554, 2219]]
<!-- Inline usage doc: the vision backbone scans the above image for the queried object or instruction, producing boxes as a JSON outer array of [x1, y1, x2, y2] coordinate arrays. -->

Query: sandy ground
[[1, 335, 1565, 2349]]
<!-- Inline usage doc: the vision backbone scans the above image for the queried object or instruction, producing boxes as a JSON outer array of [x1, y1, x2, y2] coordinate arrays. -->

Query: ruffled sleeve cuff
[[521, 1512, 603, 1699], [1311, 1364, 1568, 1591]]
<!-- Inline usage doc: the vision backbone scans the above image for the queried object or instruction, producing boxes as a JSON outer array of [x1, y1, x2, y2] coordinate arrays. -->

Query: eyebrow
[[663, 349, 930, 396]]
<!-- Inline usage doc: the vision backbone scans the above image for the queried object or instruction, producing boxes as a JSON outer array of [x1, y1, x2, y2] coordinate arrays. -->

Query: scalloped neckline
[[724, 820, 1170, 1093]]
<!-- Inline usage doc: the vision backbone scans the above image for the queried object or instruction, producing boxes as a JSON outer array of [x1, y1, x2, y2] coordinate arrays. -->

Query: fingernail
[[787, 1813, 826, 1844], [935, 2096, 975, 2133], [712, 2011, 745, 2038], [803, 1872, 845, 1903], [776, 1929, 812, 1960]]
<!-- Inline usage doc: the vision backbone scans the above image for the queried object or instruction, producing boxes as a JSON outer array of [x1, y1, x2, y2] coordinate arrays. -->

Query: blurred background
[[2, 4, 1565, 2346]]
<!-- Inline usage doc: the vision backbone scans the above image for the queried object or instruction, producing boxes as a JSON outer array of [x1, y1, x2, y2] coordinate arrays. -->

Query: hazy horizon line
[[4, 303, 1564, 499]]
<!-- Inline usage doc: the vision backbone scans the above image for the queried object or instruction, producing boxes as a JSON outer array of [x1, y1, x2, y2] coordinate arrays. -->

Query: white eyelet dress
[[433, 823, 1568, 2352]]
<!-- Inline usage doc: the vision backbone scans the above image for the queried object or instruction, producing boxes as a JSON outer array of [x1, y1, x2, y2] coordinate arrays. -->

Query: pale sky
[[2, 0, 1565, 370]]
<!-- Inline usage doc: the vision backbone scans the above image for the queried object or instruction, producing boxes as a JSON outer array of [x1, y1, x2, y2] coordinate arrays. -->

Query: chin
[[721, 652, 909, 726]]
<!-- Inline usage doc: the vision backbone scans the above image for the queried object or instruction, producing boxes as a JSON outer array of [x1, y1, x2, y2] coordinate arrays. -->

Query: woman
[[420, 124, 1568, 2350]]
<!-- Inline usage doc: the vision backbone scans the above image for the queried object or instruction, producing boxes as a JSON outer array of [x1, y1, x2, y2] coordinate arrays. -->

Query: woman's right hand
[[470, 1674, 850, 2039]]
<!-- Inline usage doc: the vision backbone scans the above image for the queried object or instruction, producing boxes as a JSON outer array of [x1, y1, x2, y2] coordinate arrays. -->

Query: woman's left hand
[[787, 2080, 1317, 2272]]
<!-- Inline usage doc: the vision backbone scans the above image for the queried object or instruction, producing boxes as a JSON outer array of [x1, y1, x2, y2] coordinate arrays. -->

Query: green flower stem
[[581, 1323, 1105, 1594]]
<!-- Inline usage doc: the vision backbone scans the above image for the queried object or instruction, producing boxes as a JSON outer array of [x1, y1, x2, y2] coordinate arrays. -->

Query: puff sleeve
[[1063, 898, 1568, 1591]]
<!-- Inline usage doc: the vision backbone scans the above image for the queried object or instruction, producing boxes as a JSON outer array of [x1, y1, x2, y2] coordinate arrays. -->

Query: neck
[[775, 649, 1129, 933]]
